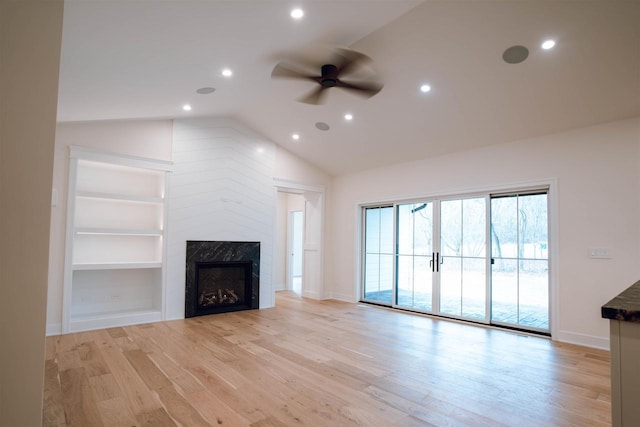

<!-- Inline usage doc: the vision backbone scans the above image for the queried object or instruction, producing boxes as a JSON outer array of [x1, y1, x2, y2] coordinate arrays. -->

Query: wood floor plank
[[42, 359, 66, 427], [59, 367, 104, 427], [44, 291, 612, 427]]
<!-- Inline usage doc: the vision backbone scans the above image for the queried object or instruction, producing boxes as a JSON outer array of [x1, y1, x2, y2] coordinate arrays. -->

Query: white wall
[[47, 120, 173, 333], [0, 1, 63, 424], [274, 192, 288, 290], [166, 117, 278, 318], [327, 117, 640, 348]]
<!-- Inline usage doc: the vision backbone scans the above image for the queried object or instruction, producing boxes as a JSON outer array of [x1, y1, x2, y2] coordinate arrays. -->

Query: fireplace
[[185, 241, 259, 318]]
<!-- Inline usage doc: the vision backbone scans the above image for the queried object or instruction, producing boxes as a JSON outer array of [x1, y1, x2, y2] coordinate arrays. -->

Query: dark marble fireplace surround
[[185, 241, 260, 318]]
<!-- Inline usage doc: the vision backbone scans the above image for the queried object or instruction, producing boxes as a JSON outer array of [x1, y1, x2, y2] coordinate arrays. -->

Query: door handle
[[429, 252, 435, 272]]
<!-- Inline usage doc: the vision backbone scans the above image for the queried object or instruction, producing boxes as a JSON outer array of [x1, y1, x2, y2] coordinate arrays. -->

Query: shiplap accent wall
[[165, 118, 276, 320]]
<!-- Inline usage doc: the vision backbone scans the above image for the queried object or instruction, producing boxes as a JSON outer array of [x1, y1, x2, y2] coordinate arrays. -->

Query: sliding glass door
[[362, 190, 550, 334], [439, 197, 488, 321], [396, 202, 434, 311], [490, 193, 549, 331]]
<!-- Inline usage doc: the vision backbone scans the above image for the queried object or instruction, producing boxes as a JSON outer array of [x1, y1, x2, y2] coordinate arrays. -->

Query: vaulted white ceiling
[[57, 0, 640, 176]]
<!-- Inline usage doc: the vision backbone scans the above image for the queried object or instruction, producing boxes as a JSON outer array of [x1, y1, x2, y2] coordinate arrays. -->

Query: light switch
[[51, 188, 58, 207], [589, 247, 612, 259]]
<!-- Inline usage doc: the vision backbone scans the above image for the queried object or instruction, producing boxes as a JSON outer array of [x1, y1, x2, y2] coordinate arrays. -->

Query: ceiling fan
[[271, 47, 383, 105]]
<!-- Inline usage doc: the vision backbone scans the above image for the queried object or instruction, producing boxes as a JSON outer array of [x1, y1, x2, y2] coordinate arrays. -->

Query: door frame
[[356, 179, 558, 338], [274, 179, 326, 300]]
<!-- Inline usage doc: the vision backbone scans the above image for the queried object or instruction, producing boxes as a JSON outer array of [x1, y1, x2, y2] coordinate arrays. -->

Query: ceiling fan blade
[[336, 79, 383, 98], [271, 63, 318, 82], [333, 48, 373, 77], [298, 86, 329, 105]]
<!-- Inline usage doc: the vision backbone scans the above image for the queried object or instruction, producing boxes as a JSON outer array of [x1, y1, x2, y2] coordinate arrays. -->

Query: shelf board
[[75, 227, 163, 236], [73, 262, 162, 270], [76, 191, 163, 204]]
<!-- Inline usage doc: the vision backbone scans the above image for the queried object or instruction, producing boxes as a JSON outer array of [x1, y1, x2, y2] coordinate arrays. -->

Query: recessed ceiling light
[[196, 87, 216, 94], [420, 84, 431, 93], [292, 133, 300, 140], [182, 104, 192, 111], [541, 39, 556, 50], [344, 113, 353, 121], [291, 8, 304, 19], [315, 122, 330, 131], [221, 68, 233, 77]]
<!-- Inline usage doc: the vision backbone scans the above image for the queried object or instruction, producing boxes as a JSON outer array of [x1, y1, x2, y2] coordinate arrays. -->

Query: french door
[[363, 191, 549, 333]]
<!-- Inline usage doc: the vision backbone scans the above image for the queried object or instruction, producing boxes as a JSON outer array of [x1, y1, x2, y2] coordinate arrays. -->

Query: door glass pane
[[440, 197, 487, 319], [462, 257, 485, 320], [363, 207, 394, 303], [396, 203, 433, 311], [519, 259, 548, 329], [491, 193, 549, 331], [440, 256, 461, 315], [491, 258, 518, 324], [519, 194, 548, 259], [441, 200, 462, 257]]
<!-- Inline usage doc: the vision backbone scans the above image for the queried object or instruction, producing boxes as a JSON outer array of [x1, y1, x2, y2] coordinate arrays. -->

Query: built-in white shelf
[[62, 146, 172, 334], [72, 262, 162, 271], [76, 191, 164, 204], [75, 227, 163, 236]]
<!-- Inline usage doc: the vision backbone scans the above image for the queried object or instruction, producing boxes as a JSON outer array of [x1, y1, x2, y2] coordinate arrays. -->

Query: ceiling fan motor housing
[[321, 64, 338, 87]]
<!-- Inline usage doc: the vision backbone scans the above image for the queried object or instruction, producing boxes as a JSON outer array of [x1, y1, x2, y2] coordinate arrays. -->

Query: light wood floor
[[43, 292, 611, 426]]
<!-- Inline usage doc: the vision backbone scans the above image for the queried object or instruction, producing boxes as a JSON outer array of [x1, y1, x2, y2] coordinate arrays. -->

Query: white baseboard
[[325, 292, 357, 303], [554, 330, 609, 350], [302, 289, 321, 300], [46, 323, 62, 336]]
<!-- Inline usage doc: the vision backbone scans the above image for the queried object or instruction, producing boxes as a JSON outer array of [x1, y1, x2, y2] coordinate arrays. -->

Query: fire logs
[[198, 289, 241, 306]]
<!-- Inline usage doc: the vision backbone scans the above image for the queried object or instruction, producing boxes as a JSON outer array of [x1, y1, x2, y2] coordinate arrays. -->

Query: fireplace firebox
[[185, 241, 259, 318]]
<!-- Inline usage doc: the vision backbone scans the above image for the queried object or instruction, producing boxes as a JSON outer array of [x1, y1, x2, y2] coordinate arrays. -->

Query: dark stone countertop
[[602, 280, 640, 322]]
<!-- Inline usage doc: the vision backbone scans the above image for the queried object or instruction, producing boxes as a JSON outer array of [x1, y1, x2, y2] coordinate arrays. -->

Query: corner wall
[[327, 117, 640, 348], [0, 1, 64, 424]]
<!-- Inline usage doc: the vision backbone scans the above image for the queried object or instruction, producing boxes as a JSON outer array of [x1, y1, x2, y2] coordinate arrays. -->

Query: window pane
[[397, 204, 415, 255], [519, 259, 548, 329], [396, 255, 413, 304], [463, 198, 486, 257], [491, 197, 517, 258], [519, 194, 548, 260], [365, 208, 380, 253], [380, 207, 394, 254], [462, 257, 485, 320], [491, 258, 518, 324], [363, 206, 393, 304], [413, 256, 432, 311], [440, 256, 462, 316], [441, 200, 462, 257]]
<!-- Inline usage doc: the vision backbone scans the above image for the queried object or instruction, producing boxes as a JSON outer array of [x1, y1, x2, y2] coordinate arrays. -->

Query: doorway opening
[[289, 210, 303, 295], [274, 180, 325, 303]]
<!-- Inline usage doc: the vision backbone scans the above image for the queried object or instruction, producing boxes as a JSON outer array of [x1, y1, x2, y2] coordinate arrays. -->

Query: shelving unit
[[62, 147, 172, 333]]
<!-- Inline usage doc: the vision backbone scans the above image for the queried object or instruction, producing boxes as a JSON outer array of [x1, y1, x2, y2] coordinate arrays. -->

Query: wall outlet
[[589, 247, 612, 259]]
